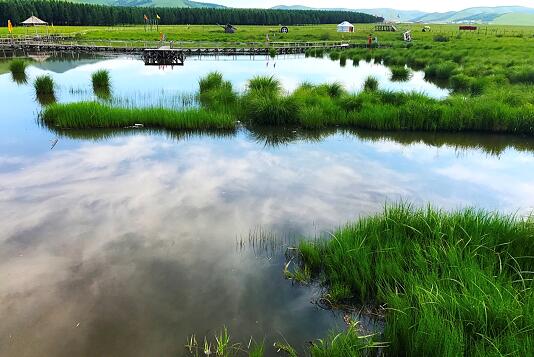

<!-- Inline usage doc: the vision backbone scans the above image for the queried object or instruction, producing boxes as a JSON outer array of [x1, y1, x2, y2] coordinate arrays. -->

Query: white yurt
[[337, 21, 354, 33]]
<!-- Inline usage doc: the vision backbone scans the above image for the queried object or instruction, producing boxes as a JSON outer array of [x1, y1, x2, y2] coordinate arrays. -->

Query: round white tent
[[337, 21, 354, 33]]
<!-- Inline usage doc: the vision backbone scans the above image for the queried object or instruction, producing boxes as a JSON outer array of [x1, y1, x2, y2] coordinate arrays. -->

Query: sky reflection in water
[[0, 56, 533, 356]]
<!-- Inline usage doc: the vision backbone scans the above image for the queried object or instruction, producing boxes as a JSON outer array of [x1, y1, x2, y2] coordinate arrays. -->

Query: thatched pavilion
[[21, 15, 49, 36]]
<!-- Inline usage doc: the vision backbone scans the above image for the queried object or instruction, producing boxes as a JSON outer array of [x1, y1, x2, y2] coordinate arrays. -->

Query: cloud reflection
[[1, 132, 533, 356]]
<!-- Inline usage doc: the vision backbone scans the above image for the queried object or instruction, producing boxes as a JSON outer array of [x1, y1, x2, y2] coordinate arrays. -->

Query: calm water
[[1, 54, 534, 356]]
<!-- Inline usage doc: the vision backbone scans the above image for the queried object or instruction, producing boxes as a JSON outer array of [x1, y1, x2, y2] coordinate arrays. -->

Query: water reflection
[[1, 55, 534, 356]]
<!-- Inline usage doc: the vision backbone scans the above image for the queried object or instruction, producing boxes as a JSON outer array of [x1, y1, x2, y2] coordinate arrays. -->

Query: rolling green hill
[[492, 12, 534, 26], [411, 6, 534, 23]]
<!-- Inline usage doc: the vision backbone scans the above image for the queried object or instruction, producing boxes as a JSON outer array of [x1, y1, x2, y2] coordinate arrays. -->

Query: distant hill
[[273, 5, 534, 24], [493, 12, 534, 26], [412, 6, 534, 23], [61, 0, 225, 8]]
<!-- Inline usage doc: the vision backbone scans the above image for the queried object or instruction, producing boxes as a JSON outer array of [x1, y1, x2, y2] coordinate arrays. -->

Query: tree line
[[0, 0, 382, 26]]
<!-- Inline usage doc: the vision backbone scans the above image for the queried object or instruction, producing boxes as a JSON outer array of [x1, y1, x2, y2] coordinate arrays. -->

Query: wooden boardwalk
[[0, 39, 387, 65]]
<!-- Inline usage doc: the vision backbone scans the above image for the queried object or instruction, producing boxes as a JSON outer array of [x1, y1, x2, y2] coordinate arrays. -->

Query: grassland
[[4, 23, 534, 46], [34, 22, 534, 136], [295, 204, 534, 356]]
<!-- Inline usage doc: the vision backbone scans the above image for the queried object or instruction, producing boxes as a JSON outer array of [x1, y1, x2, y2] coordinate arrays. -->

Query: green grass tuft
[[247, 75, 282, 95], [41, 102, 235, 130], [299, 204, 534, 357], [34, 75, 55, 96], [390, 66, 411, 81], [363, 77, 379, 91], [9, 59, 27, 75], [91, 69, 110, 91]]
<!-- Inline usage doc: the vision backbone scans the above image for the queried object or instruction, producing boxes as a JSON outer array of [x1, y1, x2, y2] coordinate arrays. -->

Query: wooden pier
[[144, 47, 185, 66], [1, 39, 388, 65]]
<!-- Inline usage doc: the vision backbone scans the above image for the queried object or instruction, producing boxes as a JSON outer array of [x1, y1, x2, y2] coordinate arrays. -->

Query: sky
[[210, 1, 534, 12]]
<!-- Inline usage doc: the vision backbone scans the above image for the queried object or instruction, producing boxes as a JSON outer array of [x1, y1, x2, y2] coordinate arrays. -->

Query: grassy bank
[[43, 74, 534, 135], [296, 204, 534, 356], [41, 102, 235, 130], [236, 77, 533, 135]]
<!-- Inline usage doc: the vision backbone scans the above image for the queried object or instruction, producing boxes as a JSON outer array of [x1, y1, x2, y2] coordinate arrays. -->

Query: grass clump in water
[[198, 72, 236, 111], [390, 66, 411, 81], [199, 71, 225, 94], [247, 75, 282, 95], [298, 204, 534, 356], [363, 77, 379, 91], [42, 102, 235, 130], [91, 69, 110, 90], [34, 75, 55, 96], [9, 59, 28, 83]]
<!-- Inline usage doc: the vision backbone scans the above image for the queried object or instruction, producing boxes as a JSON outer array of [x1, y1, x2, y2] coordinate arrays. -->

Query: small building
[[375, 24, 397, 32], [21, 15, 48, 27], [337, 21, 354, 33], [21, 15, 48, 36]]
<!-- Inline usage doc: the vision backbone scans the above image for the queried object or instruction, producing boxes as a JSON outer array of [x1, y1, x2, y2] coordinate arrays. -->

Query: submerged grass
[[298, 204, 534, 356], [42, 102, 235, 130]]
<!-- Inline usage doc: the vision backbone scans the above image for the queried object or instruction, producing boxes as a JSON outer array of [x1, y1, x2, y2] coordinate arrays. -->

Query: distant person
[[368, 34, 373, 49], [374, 36, 379, 47]]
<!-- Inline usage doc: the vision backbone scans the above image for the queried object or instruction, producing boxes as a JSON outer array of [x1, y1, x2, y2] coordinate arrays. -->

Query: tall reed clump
[[9, 59, 27, 74], [507, 66, 534, 84], [9, 59, 28, 84], [363, 76, 379, 91], [91, 69, 110, 91], [198, 72, 237, 111], [298, 204, 534, 356], [424, 61, 458, 80], [390, 66, 411, 81], [240, 76, 299, 126], [41, 102, 236, 130], [34, 75, 55, 95]]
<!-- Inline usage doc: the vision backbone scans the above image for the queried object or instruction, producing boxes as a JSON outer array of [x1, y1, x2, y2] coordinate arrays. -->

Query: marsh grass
[[247, 76, 281, 95], [363, 77, 379, 91], [42, 102, 235, 130], [390, 66, 411, 81], [9, 59, 28, 83], [424, 61, 458, 80], [298, 204, 534, 356], [34, 75, 55, 96], [309, 322, 387, 356], [508, 66, 534, 84], [198, 72, 237, 111], [91, 69, 110, 92], [185, 327, 265, 357], [199, 71, 225, 93], [9, 59, 27, 74]]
